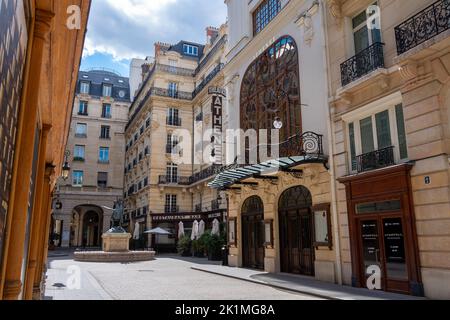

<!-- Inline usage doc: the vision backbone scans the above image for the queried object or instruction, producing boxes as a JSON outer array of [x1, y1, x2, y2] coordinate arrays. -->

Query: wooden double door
[[242, 213, 265, 270], [279, 208, 315, 276]]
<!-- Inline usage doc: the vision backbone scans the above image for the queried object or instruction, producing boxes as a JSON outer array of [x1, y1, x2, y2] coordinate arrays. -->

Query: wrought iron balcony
[[279, 131, 324, 159], [340, 42, 385, 86], [189, 164, 223, 185], [356, 146, 395, 173], [155, 63, 195, 77], [151, 87, 193, 100], [165, 205, 179, 214], [166, 117, 182, 126], [193, 63, 225, 98], [395, 0, 450, 55], [158, 175, 191, 185]]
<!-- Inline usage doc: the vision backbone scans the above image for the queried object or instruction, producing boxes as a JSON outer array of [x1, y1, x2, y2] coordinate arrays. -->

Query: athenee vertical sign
[[209, 87, 225, 164]]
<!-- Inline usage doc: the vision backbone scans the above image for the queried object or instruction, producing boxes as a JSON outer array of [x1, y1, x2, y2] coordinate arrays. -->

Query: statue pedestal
[[102, 232, 131, 253]]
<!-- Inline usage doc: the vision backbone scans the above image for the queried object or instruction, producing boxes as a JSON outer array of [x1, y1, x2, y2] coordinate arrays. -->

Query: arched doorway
[[82, 211, 101, 247], [241, 196, 265, 270], [279, 186, 314, 275]]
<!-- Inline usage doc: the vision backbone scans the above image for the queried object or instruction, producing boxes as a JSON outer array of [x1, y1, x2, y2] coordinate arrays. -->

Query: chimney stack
[[206, 26, 219, 45]]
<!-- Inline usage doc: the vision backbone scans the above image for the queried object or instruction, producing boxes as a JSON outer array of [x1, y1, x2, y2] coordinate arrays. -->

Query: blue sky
[[80, 0, 228, 77]]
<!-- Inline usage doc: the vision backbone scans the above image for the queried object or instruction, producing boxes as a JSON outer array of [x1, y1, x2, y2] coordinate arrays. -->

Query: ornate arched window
[[242, 196, 264, 215], [240, 36, 301, 163], [279, 186, 312, 210]]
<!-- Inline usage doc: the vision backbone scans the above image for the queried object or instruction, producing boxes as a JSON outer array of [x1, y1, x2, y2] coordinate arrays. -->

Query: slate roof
[[77, 69, 131, 102], [169, 41, 205, 61]]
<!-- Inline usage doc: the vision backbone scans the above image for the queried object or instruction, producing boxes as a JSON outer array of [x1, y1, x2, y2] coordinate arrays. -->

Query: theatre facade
[[215, 0, 339, 283]]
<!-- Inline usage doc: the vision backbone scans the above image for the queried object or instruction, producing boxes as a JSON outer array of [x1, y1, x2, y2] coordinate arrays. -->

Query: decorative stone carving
[[326, 0, 342, 28], [296, 1, 319, 46]]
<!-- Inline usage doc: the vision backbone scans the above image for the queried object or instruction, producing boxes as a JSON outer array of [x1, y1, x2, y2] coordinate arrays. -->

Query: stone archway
[[278, 186, 314, 276], [241, 196, 265, 270], [69, 205, 104, 248]]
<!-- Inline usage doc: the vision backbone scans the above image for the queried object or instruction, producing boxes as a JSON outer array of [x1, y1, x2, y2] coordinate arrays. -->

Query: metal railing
[[193, 63, 224, 98], [158, 175, 190, 185], [356, 146, 395, 173], [151, 87, 193, 100], [155, 63, 195, 77], [279, 131, 324, 158], [395, 0, 450, 55], [340, 42, 385, 86], [189, 164, 223, 185], [166, 117, 182, 126]]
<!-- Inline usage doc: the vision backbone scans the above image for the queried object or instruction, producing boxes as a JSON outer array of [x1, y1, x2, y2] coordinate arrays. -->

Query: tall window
[[78, 101, 88, 115], [99, 147, 110, 163], [97, 172, 108, 188], [183, 44, 198, 56], [74, 145, 85, 161], [253, 0, 282, 35], [166, 163, 178, 183], [100, 126, 111, 139], [240, 36, 300, 163], [168, 82, 178, 98], [80, 81, 90, 94], [102, 84, 112, 97], [347, 103, 408, 172], [169, 59, 178, 72], [75, 123, 87, 137], [165, 194, 178, 213], [352, 2, 381, 54], [167, 108, 180, 126], [72, 171, 84, 187], [166, 134, 179, 154], [102, 104, 112, 118]]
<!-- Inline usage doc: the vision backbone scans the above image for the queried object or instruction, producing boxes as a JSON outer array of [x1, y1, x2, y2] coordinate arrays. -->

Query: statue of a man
[[111, 200, 124, 227]]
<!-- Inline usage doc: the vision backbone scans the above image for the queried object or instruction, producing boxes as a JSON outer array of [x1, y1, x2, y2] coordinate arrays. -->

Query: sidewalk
[[191, 264, 425, 300]]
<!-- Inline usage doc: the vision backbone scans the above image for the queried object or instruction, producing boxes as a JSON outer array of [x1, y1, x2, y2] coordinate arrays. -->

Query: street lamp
[[62, 150, 71, 181]]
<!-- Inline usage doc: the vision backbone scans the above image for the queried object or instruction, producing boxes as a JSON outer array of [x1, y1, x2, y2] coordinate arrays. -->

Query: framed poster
[[228, 217, 237, 247], [264, 219, 274, 248], [313, 203, 332, 249]]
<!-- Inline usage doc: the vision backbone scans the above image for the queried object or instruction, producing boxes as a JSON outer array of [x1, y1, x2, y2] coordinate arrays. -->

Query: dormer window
[[102, 84, 112, 97], [80, 81, 90, 94], [183, 44, 198, 56]]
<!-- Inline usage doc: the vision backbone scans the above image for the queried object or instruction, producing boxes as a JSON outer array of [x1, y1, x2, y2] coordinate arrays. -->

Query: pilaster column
[[23, 125, 51, 300], [32, 165, 55, 300], [2, 9, 54, 300]]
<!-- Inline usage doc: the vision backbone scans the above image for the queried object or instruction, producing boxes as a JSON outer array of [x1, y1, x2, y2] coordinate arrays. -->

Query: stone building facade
[[0, 0, 90, 300], [52, 70, 130, 248], [327, 0, 450, 299], [124, 26, 228, 251]]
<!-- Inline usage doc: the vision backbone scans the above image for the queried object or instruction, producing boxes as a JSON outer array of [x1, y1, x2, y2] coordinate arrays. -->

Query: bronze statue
[[102, 199, 126, 233]]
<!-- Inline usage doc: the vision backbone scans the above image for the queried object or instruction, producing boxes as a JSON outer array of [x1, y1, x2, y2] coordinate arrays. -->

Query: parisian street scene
[[0, 0, 450, 307]]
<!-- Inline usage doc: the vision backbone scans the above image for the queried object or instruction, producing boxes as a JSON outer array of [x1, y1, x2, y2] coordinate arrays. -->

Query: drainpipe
[[320, 0, 343, 285]]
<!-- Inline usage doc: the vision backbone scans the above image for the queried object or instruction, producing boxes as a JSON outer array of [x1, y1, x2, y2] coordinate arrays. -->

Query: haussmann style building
[[124, 25, 229, 251], [0, 0, 90, 300], [52, 69, 131, 248]]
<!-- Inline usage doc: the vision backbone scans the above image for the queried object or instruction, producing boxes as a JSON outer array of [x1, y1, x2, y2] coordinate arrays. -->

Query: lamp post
[[62, 150, 71, 181]]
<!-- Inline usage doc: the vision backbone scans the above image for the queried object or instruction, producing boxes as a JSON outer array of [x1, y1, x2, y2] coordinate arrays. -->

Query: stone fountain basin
[[74, 251, 155, 263]]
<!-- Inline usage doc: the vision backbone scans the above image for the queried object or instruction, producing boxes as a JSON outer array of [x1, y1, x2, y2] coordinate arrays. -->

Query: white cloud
[[83, 0, 227, 61]]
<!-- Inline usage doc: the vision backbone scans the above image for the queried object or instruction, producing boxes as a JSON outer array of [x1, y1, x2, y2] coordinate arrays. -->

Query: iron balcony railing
[[193, 63, 225, 98], [158, 175, 191, 185], [151, 87, 193, 100], [166, 117, 182, 126], [279, 131, 324, 158], [340, 42, 385, 86], [395, 0, 450, 55], [155, 63, 195, 77], [189, 164, 223, 185], [356, 146, 395, 173], [165, 206, 179, 214]]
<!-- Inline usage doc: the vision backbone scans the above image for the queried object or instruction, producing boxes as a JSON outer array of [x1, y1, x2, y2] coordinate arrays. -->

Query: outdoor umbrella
[[144, 227, 172, 235], [198, 220, 205, 237], [212, 219, 220, 236], [178, 221, 185, 239], [191, 220, 199, 241], [133, 221, 140, 240]]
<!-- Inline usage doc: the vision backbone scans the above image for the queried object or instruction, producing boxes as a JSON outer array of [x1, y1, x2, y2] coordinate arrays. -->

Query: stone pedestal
[[102, 233, 131, 253]]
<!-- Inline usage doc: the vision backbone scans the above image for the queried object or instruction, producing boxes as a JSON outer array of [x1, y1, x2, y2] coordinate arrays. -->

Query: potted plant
[[191, 239, 204, 258], [205, 232, 225, 261], [177, 235, 191, 257]]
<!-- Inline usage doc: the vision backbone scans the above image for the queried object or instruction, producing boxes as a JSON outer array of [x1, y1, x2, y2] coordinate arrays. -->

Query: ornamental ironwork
[[356, 146, 395, 173], [395, 0, 450, 55], [340, 42, 385, 86]]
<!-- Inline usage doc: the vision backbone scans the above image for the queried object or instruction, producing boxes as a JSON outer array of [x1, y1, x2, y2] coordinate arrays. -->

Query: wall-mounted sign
[[208, 87, 226, 97], [313, 203, 332, 249], [228, 217, 237, 247], [211, 94, 223, 164], [264, 219, 274, 248]]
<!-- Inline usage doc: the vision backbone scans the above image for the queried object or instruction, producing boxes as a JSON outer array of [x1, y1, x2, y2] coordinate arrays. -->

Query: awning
[[208, 155, 328, 189]]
